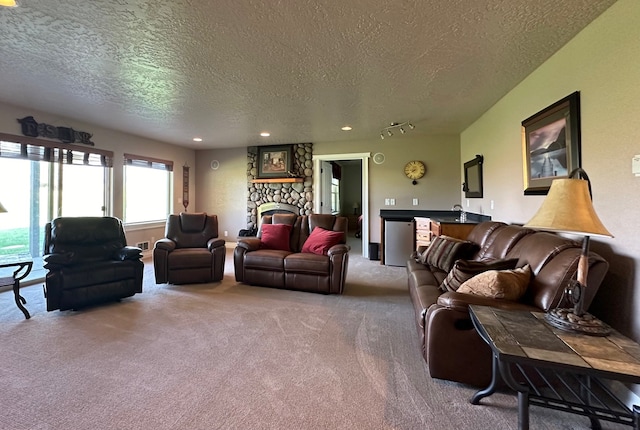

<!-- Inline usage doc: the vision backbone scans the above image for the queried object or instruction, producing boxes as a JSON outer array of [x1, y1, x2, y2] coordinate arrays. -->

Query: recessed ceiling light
[[192, 137, 203, 142], [341, 126, 352, 131], [260, 132, 270, 137], [0, 0, 17, 7]]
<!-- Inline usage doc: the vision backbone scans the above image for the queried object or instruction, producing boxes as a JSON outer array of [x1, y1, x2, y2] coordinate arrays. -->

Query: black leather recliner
[[43, 217, 144, 312]]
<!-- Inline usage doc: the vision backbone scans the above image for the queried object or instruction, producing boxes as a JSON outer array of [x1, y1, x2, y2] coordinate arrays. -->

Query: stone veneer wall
[[245, 143, 314, 230]]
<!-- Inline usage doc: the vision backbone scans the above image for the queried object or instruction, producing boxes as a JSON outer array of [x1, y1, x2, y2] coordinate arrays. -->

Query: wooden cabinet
[[415, 217, 432, 250], [430, 220, 476, 241]]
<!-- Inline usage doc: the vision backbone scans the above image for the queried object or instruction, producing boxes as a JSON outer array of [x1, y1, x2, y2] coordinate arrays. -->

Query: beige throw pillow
[[457, 265, 532, 300]]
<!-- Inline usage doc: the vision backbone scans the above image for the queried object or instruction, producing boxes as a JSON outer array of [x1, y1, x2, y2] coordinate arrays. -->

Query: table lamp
[[524, 168, 613, 335]]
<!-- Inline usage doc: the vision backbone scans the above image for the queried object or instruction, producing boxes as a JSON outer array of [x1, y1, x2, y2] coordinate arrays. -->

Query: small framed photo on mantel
[[521, 91, 581, 195], [257, 145, 292, 179]]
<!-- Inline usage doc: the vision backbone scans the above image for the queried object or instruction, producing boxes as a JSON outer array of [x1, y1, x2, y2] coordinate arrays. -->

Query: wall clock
[[404, 160, 426, 185]]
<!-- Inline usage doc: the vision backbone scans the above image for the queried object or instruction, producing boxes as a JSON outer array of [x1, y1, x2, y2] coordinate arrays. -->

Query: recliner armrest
[[208, 238, 225, 250], [154, 238, 176, 251], [115, 246, 143, 261], [327, 244, 350, 256], [436, 291, 539, 313], [236, 237, 261, 251]]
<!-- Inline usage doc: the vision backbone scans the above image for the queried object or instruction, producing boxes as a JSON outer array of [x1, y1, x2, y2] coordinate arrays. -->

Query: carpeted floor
[[0, 248, 626, 429]]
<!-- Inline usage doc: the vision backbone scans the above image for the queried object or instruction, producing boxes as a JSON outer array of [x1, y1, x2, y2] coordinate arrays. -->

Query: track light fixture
[[380, 121, 415, 139]]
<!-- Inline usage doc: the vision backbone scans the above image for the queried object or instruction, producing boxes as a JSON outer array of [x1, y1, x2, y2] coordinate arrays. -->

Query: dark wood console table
[[469, 305, 640, 429], [0, 254, 33, 319]]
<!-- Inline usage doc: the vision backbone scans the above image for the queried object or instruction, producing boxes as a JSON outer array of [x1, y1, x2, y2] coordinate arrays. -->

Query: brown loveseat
[[234, 213, 350, 294], [407, 221, 609, 387]]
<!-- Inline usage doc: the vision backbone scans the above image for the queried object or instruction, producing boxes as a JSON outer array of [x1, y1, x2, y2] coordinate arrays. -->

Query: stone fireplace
[[245, 143, 314, 231]]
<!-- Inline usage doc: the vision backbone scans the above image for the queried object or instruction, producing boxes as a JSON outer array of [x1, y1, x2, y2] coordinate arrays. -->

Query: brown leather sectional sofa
[[406, 221, 609, 387], [234, 213, 350, 294]]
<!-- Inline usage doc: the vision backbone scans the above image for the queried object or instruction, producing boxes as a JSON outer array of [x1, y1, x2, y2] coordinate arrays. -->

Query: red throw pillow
[[260, 223, 292, 251], [301, 227, 344, 255]]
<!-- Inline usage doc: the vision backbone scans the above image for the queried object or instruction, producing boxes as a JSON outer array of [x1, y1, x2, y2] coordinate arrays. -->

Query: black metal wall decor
[[17, 116, 94, 145], [182, 164, 189, 211]]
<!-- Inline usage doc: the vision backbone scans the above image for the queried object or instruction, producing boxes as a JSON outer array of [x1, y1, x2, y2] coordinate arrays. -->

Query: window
[[123, 154, 173, 224], [331, 177, 340, 214], [0, 132, 112, 281]]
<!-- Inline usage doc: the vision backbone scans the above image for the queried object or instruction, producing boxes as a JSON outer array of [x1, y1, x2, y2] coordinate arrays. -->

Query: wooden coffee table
[[469, 305, 640, 430]]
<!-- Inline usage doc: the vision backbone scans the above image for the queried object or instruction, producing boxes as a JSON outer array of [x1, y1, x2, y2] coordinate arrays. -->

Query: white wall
[[461, 0, 640, 338], [194, 147, 247, 245], [314, 134, 461, 243]]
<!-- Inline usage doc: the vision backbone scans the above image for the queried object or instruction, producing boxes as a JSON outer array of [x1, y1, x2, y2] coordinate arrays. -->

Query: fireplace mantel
[[251, 178, 303, 183]]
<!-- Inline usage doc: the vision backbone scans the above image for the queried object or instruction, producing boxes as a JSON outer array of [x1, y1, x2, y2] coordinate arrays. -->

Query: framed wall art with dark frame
[[522, 91, 581, 195], [257, 145, 292, 179]]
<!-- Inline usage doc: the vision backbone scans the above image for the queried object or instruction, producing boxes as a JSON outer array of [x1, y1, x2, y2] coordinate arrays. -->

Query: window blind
[[0, 132, 113, 167], [124, 153, 173, 171]]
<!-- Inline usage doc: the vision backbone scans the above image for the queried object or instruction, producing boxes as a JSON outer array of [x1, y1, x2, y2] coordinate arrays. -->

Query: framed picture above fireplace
[[257, 145, 292, 179]]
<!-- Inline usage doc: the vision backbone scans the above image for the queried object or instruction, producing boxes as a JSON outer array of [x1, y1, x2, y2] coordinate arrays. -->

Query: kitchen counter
[[378, 210, 491, 265], [379, 209, 491, 223]]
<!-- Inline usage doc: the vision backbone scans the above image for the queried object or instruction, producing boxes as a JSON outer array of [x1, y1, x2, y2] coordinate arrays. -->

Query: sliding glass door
[[0, 157, 109, 282]]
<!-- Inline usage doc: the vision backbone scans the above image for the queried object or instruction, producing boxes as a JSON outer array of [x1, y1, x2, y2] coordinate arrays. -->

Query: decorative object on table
[[0, 200, 6, 213], [463, 154, 483, 198], [379, 121, 415, 139], [524, 168, 613, 335], [522, 91, 581, 195], [182, 164, 189, 211], [257, 145, 292, 179], [16, 116, 94, 145], [403, 160, 426, 185]]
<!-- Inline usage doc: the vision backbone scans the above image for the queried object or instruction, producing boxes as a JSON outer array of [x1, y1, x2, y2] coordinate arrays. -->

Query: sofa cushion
[[421, 235, 478, 272], [301, 227, 344, 255], [260, 223, 292, 251], [243, 249, 290, 271], [457, 265, 532, 300], [440, 258, 519, 292], [284, 253, 330, 275]]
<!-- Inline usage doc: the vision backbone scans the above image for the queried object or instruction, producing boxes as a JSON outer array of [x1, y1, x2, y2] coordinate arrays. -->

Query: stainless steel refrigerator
[[384, 220, 415, 267]]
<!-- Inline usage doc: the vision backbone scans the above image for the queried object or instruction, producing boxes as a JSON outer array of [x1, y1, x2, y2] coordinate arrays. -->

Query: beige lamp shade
[[0, 201, 6, 213], [524, 178, 613, 238]]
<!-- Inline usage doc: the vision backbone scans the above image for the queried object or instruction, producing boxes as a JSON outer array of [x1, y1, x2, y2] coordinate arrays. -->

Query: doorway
[[313, 153, 370, 258]]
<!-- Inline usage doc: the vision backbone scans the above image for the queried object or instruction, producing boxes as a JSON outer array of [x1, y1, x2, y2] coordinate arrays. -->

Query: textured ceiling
[[0, 0, 616, 149]]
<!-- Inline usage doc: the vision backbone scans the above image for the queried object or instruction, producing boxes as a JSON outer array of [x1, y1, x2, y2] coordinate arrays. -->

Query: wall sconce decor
[[380, 122, 415, 140]]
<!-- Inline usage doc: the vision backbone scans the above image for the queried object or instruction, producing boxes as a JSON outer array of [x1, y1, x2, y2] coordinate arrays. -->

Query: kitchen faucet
[[451, 204, 466, 222]]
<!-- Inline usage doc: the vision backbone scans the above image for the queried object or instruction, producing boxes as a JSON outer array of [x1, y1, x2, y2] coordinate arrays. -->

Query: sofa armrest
[[327, 243, 350, 256], [436, 291, 539, 313], [115, 246, 143, 261], [236, 237, 261, 252], [207, 238, 226, 251], [154, 238, 176, 252]]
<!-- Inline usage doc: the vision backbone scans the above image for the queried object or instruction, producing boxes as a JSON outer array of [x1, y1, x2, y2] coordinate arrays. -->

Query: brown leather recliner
[[153, 212, 226, 284], [234, 213, 350, 294]]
